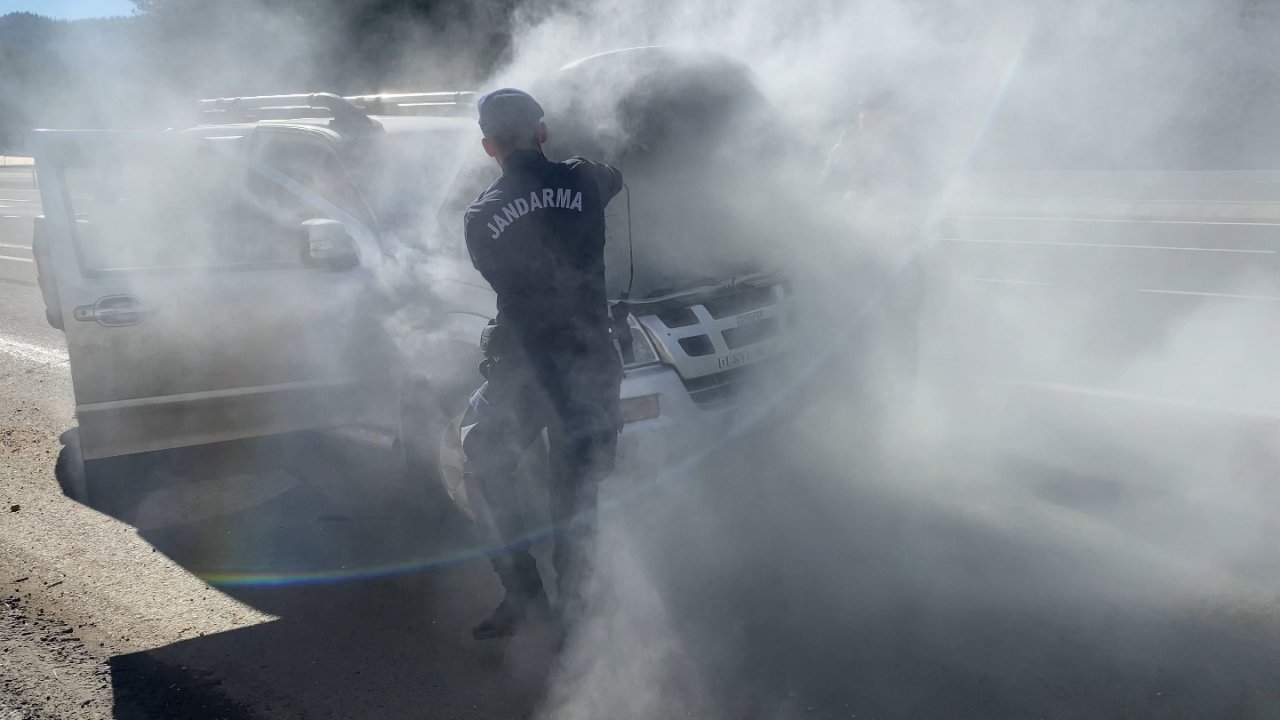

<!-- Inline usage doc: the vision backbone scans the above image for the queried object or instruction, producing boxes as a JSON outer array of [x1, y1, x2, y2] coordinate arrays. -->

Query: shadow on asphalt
[[49, 410, 1280, 719], [55, 429, 560, 718], [107, 568, 554, 719]]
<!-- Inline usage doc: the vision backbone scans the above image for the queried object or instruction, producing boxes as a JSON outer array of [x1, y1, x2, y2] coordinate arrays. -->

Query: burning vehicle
[[31, 47, 794, 516]]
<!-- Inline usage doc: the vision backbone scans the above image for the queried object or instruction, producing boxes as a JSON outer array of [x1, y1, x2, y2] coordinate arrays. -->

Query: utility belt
[[478, 320, 505, 360], [478, 320, 509, 380], [478, 306, 625, 380]]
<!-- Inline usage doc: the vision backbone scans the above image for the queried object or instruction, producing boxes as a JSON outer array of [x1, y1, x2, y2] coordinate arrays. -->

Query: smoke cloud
[[24, 0, 1280, 716], [475, 1, 1280, 718]]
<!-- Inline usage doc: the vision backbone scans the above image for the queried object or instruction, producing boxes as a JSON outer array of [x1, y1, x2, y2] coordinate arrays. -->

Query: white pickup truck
[[31, 48, 793, 518]]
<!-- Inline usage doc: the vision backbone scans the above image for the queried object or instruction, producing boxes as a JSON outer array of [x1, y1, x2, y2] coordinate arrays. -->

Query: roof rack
[[197, 91, 477, 125]]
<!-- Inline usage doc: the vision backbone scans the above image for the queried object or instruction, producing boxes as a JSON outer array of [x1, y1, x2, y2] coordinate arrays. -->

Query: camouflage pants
[[460, 347, 622, 607]]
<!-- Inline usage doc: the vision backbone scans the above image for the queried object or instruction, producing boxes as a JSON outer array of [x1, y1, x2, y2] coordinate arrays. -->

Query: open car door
[[33, 130, 393, 461]]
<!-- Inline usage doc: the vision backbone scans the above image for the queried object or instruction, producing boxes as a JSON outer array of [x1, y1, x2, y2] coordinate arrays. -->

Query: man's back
[[464, 149, 623, 354]]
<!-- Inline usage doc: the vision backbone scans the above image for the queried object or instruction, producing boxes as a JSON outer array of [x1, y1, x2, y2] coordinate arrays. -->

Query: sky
[[0, 0, 133, 19]]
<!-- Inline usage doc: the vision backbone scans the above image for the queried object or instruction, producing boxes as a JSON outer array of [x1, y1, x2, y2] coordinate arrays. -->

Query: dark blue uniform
[[461, 149, 624, 606]]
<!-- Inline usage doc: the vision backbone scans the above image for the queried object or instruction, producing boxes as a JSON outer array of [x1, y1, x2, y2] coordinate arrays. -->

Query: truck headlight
[[619, 315, 660, 368]]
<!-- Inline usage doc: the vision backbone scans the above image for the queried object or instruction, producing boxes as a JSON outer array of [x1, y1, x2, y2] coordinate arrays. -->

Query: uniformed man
[[460, 88, 624, 640]]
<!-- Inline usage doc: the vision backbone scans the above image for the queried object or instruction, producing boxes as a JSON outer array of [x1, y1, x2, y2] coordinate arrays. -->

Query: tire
[[433, 409, 476, 522], [54, 429, 89, 504], [440, 415, 554, 540], [54, 428, 149, 523], [399, 378, 474, 526], [404, 382, 554, 530]]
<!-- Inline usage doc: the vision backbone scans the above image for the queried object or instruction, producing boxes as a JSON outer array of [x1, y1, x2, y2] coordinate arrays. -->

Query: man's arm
[[567, 157, 623, 203], [463, 207, 501, 286]]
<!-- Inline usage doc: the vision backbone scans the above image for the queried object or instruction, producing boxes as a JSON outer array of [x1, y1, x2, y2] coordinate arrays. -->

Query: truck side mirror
[[300, 219, 359, 271]]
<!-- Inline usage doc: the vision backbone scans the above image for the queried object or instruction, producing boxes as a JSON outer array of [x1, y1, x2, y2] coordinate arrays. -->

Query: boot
[[471, 588, 551, 640]]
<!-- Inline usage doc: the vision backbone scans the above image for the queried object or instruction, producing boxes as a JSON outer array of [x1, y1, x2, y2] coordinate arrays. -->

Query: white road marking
[[0, 335, 68, 365], [0, 198, 33, 202], [0, 255, 32, 263], [993, 378, 1280, 421], [1082, 198, 1280, 205], [942, 238, 1276, 254], [949, 214, 1280, 227], [960, 276, 1051, 286], [1136, 288, 1280, 302], [960, 277, 1280, 302], [0, 242, 30, 251]]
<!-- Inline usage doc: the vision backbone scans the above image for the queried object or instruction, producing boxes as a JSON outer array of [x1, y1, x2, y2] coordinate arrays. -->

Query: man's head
[[477, 88, 549, 162]]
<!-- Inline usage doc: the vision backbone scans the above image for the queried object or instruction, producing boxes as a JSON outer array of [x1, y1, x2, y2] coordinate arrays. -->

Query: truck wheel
[[399, 381, 473, 527], [427, 401, 553, 529], [54, 429, 89, 504], [402, 378, 553, 531], [53, 429, 147, 523], [440, 415, 554, 534], [434, 410, 475, 522]]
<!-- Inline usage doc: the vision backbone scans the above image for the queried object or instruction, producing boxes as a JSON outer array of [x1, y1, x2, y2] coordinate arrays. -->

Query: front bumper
[[613, 361, 783, 481]]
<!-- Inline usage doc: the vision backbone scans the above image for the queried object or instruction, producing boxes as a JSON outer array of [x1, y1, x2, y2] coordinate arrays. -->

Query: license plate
[[717, 341, 779, 371]]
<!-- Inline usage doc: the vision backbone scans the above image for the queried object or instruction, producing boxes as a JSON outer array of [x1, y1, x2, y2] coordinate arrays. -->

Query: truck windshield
[[342, 129, 473, 247]]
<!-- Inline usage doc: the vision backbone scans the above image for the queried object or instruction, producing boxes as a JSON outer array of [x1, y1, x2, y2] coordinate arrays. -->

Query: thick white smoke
[[28, 0, 1280, 716], [458, 2, 1280, 718]]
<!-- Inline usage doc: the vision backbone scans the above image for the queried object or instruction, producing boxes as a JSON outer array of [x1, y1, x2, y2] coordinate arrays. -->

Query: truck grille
[[678, 335, 716, 357], [635, 281, 788, 408], [721, 317, 779, 350], [680, 358, 778, 407], [656, 307, 699, 328]]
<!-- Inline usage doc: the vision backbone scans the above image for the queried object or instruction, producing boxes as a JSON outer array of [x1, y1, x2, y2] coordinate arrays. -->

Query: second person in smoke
[[460, 88, 624, 640]]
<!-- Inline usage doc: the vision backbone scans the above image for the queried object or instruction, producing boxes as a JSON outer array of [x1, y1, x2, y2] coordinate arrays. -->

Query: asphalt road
[[0, 166, 39, 286], [3, 164, 1280, 719]]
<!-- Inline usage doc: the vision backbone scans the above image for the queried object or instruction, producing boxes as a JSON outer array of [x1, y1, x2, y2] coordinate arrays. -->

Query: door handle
[[74, 295, 145, 327]]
